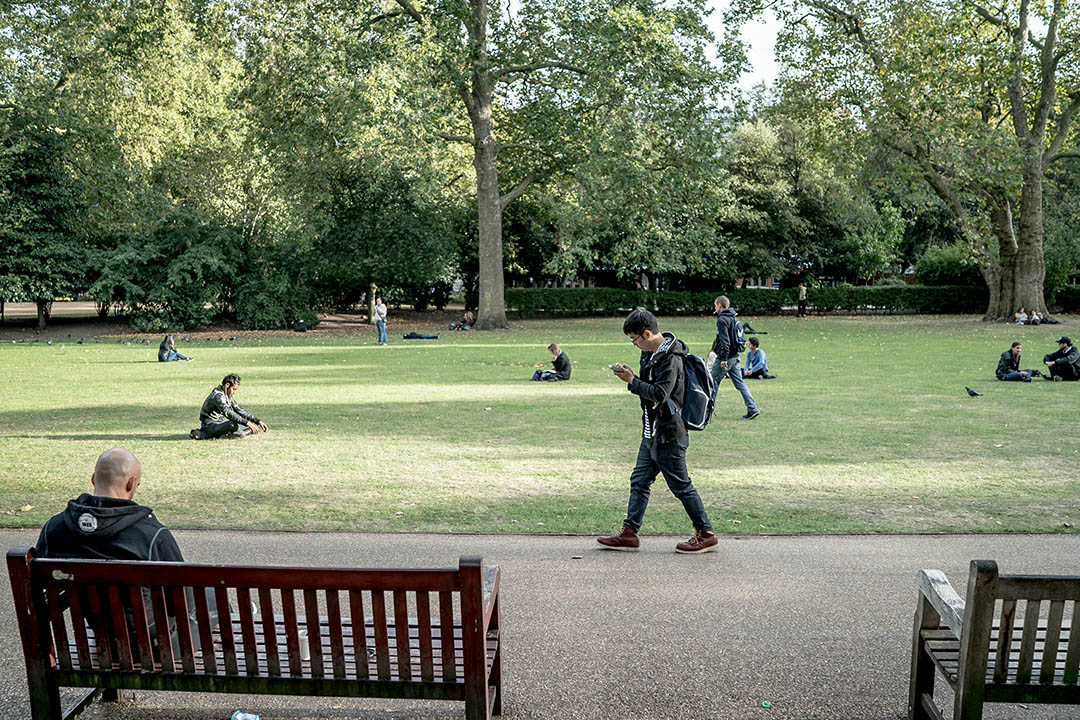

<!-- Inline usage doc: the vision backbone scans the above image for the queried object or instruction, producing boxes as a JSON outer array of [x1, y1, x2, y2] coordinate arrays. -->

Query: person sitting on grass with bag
[[189, 374, 268, 440]]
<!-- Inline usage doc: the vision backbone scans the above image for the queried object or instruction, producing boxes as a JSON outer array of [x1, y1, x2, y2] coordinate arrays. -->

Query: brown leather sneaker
[[675, 530, 718, 554], [597, 526, 640, 551]]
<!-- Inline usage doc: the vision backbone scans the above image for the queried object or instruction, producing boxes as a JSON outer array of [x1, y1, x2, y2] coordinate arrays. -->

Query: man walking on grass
[[599, 308, 718, 554], [709, 296, 760, 420]]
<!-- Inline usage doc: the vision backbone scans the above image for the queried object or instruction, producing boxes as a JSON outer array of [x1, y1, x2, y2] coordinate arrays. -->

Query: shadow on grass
[[22, 433, 194, 442]]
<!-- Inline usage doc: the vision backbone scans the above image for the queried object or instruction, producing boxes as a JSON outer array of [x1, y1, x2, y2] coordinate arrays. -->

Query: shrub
[[916, 245, 984, 286], [236, 272, 319, 330], [1056, 285, 1080, 312], [504, 286, 989, 316]]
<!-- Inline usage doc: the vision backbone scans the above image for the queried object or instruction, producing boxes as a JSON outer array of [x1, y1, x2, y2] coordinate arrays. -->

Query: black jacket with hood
[[35, 493, 183, 562], [1044, 344, 1080, 374], [628, 332, 688, 447], [710, 308, 745, 359], [552, 351, 572, 380]]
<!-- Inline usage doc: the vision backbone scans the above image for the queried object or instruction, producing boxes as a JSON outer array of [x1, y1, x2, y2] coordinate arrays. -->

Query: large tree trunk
[[467, 0, 508, 331], [981, 157, 1048, 321]]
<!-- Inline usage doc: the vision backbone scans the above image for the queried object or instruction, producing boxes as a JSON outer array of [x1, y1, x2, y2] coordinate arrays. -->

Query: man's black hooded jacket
[[35, 493, 183, 562]]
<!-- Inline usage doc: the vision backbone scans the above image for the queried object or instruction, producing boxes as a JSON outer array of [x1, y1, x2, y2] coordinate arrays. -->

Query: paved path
[[2, 529, 1078, 720]]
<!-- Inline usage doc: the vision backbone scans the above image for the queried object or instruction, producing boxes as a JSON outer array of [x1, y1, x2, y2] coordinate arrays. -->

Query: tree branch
[[497, 142, 555, 156], [500, 171, 542, 209], [1044, 93, 1080, 164], [493, 60, 587, 81], [393, 0, 425, 24], [435, 131, 475, 145], [1045, 151, 1080, 165], [357, 9, 405, 29]]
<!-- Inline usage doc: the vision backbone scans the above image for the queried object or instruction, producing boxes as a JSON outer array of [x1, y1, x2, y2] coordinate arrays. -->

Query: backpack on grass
[[666, 354, 715, 431]]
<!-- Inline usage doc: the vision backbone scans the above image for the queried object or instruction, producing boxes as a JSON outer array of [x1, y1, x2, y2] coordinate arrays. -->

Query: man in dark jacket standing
[[1044, 336, 1080, 381], [709, 296, 759, 419], [996, 342, 1037, 381], [190, 373, 268, 439], [598, 309, 718, 554]]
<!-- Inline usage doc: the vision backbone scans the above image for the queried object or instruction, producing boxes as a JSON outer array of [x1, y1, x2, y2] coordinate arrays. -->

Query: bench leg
[[26, 674, 61, 720], [490, 642, 502, 716], [908, 595, 938, 720]]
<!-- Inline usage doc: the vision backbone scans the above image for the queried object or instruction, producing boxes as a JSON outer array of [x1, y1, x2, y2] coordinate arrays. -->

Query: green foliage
[[505, 285, 988, 316], [236, 271, 319, 331], [0, 129, 88, 307], [91, 209, 242, 330], [916, 244, 984, 287], [1056, 286, 1080, 312]]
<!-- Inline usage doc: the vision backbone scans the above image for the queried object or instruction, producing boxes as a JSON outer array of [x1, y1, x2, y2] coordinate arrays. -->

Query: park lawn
[[0, 314, 1077, 536]]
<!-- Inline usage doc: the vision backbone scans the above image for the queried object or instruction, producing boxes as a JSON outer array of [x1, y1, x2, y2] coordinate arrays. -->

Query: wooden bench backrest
[[8, 548, 488, 684], [962, 560, 1080, 687]]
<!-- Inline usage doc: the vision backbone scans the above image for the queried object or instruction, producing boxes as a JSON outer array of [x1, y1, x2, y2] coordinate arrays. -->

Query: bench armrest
[[482, 565, 500, 630], [916, 569, 966, 637]]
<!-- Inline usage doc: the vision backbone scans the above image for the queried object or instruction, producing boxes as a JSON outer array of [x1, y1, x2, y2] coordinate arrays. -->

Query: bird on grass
[[965, 387, 983, 397]]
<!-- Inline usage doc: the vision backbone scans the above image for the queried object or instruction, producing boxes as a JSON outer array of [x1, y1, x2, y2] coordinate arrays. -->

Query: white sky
[[707, 1, 782, 92]]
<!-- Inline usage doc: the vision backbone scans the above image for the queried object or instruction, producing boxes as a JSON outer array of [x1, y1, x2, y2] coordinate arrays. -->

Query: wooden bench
[[8, 548, 501, 720], [909, 559, 1080, 720]]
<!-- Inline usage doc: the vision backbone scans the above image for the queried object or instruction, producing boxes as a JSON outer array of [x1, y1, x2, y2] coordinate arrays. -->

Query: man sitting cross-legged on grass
[[190, 373, 268, 440], [996, 341, 1038, 382], [1044, 336, 1080, 381], [599, 308, 718, 554], [742, 337, 775, 379]]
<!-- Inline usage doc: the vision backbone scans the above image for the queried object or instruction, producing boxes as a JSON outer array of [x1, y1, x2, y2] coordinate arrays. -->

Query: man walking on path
[[598, 309, 718, 554], [190, 374, 268, 440], [373, 296, 388, 346], [708, 296, 759, 420]]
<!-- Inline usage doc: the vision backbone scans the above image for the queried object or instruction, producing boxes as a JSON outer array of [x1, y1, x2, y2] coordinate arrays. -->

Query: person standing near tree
[[798, 282, 807, 317], [597, 309, 718, 554], [373, 296, 388, 346]]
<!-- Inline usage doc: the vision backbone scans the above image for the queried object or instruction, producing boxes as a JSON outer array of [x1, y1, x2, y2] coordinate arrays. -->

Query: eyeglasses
[[628, 334, 642, 344]]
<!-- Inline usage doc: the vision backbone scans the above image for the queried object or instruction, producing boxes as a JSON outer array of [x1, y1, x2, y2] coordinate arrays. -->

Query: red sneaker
[[597, 526, 640, 551], [675, 530, 718, 554]]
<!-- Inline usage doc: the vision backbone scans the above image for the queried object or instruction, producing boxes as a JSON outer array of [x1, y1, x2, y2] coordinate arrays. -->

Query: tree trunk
[[467, 0, 508, 331], [981, 157, 1048, 321], [36, 299, 49, 330]]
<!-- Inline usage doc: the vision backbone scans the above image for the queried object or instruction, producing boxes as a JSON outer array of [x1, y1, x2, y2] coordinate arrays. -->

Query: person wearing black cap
[[1043, 336, 1080, 381]]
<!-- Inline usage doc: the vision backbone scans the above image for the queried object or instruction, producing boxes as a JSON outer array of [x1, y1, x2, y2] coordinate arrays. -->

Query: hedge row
[[1056, 285, 1080, 312], [504, 285, 992, 317]]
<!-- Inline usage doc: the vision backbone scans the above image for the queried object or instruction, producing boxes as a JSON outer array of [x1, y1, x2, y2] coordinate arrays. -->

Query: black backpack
[[666, 354, 716, 431]]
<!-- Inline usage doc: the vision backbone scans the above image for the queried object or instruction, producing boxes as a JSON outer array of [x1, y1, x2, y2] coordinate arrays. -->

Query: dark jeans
[[798, 300, 807, 316], [744, 368, 768, 379], [199, 421, 252, 440], [159, 351, 190, 362], [624, 438, 711, 532], [1049, 364, 1079, 381], [999, 370, 1034, 382]]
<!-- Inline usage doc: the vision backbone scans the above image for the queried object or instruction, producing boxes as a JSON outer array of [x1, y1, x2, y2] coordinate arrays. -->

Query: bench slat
[[1042, 601, 1066, 684], [1066, 606, 1080, 685], [304, 589, 324, 678], [996, 577, 1080, 602], [416, 591, 434, 682], [993, 599, 1017, 683], [1017, 600, 1042, 683], [280, 589, 302, 677], [326, 590, 347, 679], [237, 588, 259, 676], [172, 586, 196, 673], [372, 591, 391, 680], [149, 586, 174, 672], [394, 591, 411, 681], [128, 586, 155, 672], [193, 588, 216, 674], [348, 590, 368, 680], [31, 560, 460, 593], [215, 586, 238, 675], [258, 588, 279, 677], [84, 586, 113, 670], [440, 591, 456, 682], [46, 585, 71, 670], [107, 585, 134, 671]]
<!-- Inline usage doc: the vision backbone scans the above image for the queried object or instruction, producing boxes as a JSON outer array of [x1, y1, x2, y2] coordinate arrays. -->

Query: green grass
[[1, 315, 1078, 535]]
